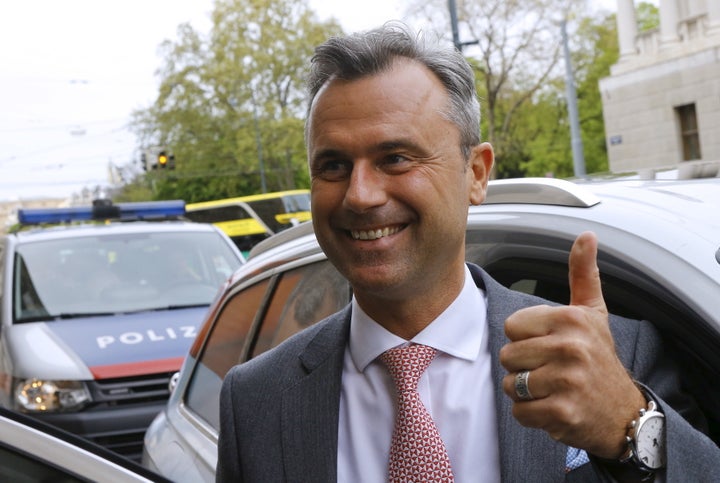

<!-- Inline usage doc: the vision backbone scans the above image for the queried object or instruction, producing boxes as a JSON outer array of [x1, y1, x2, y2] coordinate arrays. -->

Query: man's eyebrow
[[310, 148, 346, 164], [310, 138, 426, 163], [376, 138, 426, 154]]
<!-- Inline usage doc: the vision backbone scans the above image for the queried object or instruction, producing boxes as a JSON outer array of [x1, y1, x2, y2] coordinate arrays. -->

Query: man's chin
[[343, 266, 411, 296]]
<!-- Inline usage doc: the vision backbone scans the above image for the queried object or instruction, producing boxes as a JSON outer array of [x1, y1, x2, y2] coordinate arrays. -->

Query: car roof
[[576, 178, 720, 236], [249, 176, 720, 243], [244, 177, 720, 283]]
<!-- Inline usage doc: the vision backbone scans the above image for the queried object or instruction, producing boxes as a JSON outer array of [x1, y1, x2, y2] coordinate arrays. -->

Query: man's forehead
[[308, 59, 445, 117]]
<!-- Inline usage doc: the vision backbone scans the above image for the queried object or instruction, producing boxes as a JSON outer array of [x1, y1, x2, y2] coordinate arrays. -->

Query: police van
[[0, 199, 244, 462]]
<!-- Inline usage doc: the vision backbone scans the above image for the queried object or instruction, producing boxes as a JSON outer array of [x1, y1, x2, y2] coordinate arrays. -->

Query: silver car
[[142, 177, 720, 482]]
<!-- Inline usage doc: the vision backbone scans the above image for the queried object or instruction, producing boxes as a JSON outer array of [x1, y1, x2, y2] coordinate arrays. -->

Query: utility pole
[[448, 0, 478, 52], [250, 88, 268, 193], [561, 20, 586, 178]]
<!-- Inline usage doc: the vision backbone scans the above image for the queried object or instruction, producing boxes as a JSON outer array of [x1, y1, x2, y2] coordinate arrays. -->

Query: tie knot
[[380, 344, 437, 393]]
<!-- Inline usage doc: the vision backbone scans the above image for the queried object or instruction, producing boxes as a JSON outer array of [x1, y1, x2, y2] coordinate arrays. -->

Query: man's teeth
[[351, 226, 400, 240]]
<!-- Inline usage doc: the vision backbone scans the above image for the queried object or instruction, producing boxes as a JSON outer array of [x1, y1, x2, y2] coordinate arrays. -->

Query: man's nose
[[343, 161, 388, 213]]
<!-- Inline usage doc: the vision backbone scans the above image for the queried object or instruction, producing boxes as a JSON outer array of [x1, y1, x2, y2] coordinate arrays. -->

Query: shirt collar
[[349, 265, 488, 372]]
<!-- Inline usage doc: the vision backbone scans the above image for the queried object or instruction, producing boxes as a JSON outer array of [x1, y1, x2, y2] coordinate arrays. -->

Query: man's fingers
[[568, 231, 606, 311]]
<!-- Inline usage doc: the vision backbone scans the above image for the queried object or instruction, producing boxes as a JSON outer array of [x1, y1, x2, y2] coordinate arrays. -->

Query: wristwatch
[[620, 399, 666, 474]]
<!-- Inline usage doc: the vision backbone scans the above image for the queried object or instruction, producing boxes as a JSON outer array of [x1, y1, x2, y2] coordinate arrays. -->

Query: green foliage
[[507, 10, 619, 178], [574, 12, 620, 175], [436, 0, 622, 179], [110, 175, 153, 202], [637, 2, 660, 32], [127, 0, 341, 202]]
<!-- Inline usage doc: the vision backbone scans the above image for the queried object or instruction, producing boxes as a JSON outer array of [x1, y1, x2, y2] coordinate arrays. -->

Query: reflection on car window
[[251, 261, 349, 357], [184, 279, 270, 429], [184, 261, 350, 430]]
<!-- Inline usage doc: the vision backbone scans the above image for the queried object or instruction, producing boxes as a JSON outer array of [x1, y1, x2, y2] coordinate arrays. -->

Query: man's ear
[[468, 142, 494, 206]]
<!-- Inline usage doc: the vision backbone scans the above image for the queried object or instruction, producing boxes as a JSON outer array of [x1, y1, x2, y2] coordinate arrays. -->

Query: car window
[[184, 260, 350, 430], [251, 261, 350, 358], [479, 254, 720, 444], [184, 279, 270, 429], [0, 443, 83, 482], [13, 231, 240, 321]]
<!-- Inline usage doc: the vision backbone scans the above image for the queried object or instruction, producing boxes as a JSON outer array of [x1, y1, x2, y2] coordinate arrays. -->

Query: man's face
[[307, 59, 492, 310]]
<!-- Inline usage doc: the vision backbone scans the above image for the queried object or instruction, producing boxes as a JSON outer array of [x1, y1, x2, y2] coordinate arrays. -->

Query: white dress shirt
[[337, 265, 501, 482]]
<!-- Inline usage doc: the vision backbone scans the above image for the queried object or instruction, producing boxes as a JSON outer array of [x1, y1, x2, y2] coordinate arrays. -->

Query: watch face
[[636, 414, 666, 470]]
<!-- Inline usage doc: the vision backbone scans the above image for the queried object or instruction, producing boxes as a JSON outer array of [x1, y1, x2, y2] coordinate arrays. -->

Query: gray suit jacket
[[217, 264, 720, 482]]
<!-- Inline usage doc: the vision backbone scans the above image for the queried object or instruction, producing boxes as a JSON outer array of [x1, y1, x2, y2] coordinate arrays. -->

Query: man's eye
[[383, 155, 412, 172], [313, 160, 351, 180]]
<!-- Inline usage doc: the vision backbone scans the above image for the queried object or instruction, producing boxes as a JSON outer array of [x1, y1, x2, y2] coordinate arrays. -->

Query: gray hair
[[305, 22, 481, 159]]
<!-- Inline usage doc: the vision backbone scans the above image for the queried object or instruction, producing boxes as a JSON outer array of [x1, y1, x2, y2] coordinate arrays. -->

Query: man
[[217, 24, 719, 482]]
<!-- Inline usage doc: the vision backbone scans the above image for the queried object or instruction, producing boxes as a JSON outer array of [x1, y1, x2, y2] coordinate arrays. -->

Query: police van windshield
[[13, 231, 240, 323]]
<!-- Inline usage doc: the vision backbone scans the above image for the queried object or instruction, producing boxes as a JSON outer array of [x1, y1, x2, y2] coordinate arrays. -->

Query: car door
[[465, 232, 720, 446]]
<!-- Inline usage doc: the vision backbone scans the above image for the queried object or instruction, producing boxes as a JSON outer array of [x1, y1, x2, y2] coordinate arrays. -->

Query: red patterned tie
[[380, 344, 455, 482]]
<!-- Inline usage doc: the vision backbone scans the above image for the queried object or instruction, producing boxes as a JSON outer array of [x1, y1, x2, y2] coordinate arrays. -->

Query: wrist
[[619, 391, 666, 475], [616, 388, 649, 459]]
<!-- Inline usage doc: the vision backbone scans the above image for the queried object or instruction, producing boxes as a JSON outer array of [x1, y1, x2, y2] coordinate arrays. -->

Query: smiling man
[[216, 23, 720, 482], [307, 56, 491, 340]]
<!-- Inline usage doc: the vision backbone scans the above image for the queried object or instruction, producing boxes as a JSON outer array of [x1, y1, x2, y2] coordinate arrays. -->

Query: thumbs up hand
[[500, 231, 647, 459]]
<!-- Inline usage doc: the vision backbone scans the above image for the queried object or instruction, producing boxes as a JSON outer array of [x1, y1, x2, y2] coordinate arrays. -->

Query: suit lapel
[[470, 265, 570, 482], [281, 308, 350, 483]]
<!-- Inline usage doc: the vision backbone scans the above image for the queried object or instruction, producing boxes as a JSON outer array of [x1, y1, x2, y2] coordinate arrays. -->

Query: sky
[[0, 0, 625, 202]]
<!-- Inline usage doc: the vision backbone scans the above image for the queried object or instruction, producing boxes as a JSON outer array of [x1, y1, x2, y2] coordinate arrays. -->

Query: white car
[[143, 177, 720, 481], [1, 199, 244, 462]]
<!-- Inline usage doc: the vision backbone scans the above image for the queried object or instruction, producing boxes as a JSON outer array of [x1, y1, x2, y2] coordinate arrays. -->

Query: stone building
[[600, 0, 720, 177]]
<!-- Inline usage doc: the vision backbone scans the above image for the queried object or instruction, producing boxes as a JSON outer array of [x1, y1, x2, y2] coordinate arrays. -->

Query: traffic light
[[157, 150, 175, 169], [158, 151, 168, 168], [143, 147, 175, 170]]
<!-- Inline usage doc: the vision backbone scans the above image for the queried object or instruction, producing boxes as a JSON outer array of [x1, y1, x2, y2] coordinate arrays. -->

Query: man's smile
[[349, 225, 404, 240]]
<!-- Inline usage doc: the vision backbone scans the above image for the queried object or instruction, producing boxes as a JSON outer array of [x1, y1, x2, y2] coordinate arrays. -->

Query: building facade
[[600, 0, 720, 176]]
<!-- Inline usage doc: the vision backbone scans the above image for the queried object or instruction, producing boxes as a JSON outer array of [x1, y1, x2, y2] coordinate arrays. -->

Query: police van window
[[13, 232, 240, 322], [185, 204, 253, 224], [245, 198, 287, 233], [251, 261, 350, 358], [283, 193, 311, 213], [184, 279, 270, 430]]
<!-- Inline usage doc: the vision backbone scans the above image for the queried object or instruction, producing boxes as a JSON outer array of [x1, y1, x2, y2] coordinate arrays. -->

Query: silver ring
[[515, 370, 534, 401]]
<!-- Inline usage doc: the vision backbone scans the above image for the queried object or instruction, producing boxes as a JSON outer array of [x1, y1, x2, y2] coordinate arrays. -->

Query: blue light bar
[[116, 200, 186, 219], [18, 206, 94, 225], [17, 200, 186, 225]]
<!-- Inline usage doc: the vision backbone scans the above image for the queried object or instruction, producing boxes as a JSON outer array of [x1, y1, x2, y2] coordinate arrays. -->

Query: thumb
[[569, 231, 606, 311]]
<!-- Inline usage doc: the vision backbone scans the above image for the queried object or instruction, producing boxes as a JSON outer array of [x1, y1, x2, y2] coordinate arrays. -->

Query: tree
[[572, 11, 621, 175], [404, 0, 577, 178], [130, 0, 341, 202], [520, 4, 656, 177], [637, 2, 660, 32], [518, 10, 621, 177]]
